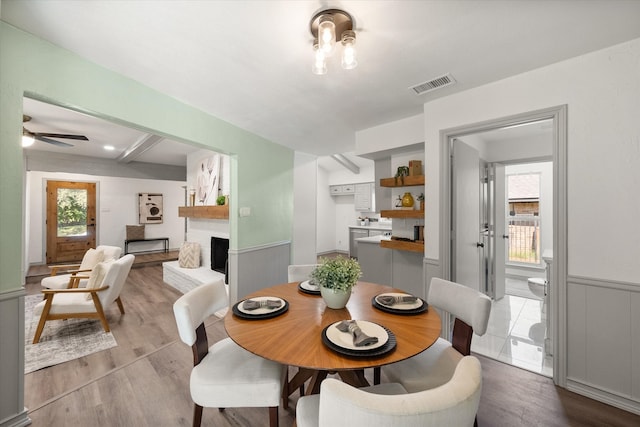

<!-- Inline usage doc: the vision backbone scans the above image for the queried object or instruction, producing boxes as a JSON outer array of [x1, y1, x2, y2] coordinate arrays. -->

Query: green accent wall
[[0, 22, 294, 293]]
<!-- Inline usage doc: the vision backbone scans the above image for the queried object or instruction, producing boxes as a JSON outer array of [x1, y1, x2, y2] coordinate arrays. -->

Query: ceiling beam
[[331, 154, 360, 174], [117, 134, 163, 163]]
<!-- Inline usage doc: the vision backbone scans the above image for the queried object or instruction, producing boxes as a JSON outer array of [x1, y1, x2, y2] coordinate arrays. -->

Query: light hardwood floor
[[24, 264, 640, 426]]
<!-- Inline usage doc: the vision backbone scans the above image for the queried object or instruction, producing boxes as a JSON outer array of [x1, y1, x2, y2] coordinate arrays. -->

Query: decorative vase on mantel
[[311, 256, 362, 310]]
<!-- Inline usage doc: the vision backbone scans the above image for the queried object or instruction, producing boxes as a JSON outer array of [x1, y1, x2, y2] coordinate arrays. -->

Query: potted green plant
[[311, 256, 362, 309], [417, 193, 425, 211]]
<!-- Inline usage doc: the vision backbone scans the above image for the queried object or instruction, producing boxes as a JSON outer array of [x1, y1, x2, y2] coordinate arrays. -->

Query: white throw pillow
[[79, 248, 104, 271], [85, 260, 112, 300], [178, 242, 201, 268]]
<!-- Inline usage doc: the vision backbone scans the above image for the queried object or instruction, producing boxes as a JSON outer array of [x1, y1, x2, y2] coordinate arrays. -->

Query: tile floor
[[471, 278, 553, 377]]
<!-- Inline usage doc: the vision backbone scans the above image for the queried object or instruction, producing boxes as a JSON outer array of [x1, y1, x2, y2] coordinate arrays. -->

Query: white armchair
[[41, 245, 122, 290], [296, 356, 483, 427], [32, 254, 134, 344], [173, 279, 284, 427]]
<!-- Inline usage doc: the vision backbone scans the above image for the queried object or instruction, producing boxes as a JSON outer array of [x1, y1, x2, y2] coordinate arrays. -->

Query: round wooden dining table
[[224, 281, 441, 400]]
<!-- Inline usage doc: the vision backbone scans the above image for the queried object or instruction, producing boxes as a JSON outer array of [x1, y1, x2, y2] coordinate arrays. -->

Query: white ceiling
[[4, 0, 640, 166]]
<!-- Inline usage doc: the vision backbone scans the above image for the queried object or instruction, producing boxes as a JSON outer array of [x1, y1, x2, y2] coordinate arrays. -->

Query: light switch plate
[[239, 207, 251, 217]]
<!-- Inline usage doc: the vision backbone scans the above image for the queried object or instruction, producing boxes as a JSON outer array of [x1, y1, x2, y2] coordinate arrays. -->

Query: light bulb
[[312, 42, 327, 75], [341, 31, 357, 70], [22, 134, 35, 147], [318, 15, 336, 56]]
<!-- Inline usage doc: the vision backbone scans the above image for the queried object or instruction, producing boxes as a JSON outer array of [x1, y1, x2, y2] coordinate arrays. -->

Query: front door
[[46, 180, 97, 263]]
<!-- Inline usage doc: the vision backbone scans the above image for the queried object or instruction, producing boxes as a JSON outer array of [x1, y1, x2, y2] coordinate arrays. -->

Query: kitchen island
[[356, 234, 424, 298]]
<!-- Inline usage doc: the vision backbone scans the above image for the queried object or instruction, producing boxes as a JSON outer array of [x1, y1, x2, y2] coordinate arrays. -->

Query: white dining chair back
[[173, 279, 284, 427], [383, 277, 491, 396], [296, 355, 482, 427], [287, 264, 319, 282]]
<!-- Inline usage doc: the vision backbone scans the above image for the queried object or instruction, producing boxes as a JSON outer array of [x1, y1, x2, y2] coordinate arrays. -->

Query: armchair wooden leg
[[269, 406, 279, 427], [192, 404, 203, 427], [374, 367, 381, 385], [33, 295, 54, 344], [115, 296, 125, 314], [91, 294, 111, 332]]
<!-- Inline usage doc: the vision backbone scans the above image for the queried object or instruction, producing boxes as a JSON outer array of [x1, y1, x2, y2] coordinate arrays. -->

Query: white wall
[[292, 152, 318, 264], [420, 38, 640, 411], [316, 166, 336, 255], [26, 171, 185, 265]]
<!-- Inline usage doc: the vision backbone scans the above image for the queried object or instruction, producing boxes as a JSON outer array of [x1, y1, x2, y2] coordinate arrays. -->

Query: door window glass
[[57, 188, 88, 237], [506, 173, 540, 265]]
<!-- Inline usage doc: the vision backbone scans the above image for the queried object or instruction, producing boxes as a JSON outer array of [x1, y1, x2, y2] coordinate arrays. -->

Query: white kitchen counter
[[356, 235, 391, 244], [349, 225, 392, 231]]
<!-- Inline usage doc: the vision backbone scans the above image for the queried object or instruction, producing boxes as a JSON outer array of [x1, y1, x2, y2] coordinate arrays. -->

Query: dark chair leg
[[373, 367, 381, 385], [474, 415, 478, 427], [269, 406, 279, 427], [193, 404, 203, 427]]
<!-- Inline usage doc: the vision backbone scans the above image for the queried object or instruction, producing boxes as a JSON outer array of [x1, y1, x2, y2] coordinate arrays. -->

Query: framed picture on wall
[[139, 193, 163, 224]]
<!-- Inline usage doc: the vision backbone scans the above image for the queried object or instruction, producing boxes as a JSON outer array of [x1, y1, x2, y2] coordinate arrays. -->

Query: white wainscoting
[[566, 275, 640, 415], [228, 241, 291, 304]]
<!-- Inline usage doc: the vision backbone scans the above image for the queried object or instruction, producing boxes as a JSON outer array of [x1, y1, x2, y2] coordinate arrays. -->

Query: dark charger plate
[[232, 299, 289, 320], [371, 296, 428, 315], [321, 324, 397, 357]]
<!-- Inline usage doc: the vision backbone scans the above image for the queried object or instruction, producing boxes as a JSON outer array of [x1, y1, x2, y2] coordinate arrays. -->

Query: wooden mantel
[[178, 205, 229, 219]]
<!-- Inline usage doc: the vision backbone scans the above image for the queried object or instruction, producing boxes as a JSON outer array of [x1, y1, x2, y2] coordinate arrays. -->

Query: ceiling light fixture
[[22, 132, 35, 147], [310, 8, 357, 75]]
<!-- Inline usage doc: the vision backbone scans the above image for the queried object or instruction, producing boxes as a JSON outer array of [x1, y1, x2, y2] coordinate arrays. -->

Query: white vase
[[320, 286, 352, 309]]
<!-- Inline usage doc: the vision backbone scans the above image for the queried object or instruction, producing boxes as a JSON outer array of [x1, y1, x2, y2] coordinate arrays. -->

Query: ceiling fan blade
[[36, 135, 74, 148], [34, 132, 88, 141]]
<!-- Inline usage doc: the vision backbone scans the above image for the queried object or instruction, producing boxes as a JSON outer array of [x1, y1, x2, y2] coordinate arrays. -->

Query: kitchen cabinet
[[354, 183, 374, 211], [349, 228, 369, 258], [329, 184, 355, 195]]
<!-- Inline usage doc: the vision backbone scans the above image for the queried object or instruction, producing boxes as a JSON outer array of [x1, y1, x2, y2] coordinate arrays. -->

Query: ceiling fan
[[22, 114, 89, 147]]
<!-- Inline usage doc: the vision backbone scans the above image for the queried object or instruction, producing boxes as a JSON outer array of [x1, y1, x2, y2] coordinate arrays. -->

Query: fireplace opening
[[211, 237, 229, 283]]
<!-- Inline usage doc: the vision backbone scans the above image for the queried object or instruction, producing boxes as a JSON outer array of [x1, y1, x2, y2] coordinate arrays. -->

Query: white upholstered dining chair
[[287, 264, 319, 282], [32, 253, 134, 344], [41, 245, 122, 289], [383, 277, 491, 393], [173, 279, 284, 427], [296, 355, 482, 427]]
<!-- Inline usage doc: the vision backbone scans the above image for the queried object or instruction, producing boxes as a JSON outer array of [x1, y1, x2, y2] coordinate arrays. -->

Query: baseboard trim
[[567, 379, 640, 416], [0, 409, 30, 427]]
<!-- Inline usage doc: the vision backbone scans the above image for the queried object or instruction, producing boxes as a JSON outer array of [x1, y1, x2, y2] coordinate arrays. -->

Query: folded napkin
[[242, 299, 282, 311], [336, 320, 379, 347], [377, 295, 418, 306]]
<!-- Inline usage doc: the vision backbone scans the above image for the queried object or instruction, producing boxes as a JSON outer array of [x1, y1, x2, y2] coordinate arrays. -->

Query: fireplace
[[211, 237, 229, 283]]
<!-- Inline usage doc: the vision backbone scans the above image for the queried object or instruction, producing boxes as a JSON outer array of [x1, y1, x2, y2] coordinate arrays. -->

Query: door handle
[[476, 242, 484, 248], [502, 235, 509, 239]]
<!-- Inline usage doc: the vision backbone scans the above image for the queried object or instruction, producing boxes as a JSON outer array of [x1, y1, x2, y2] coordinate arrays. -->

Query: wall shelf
[[178, 205, 229, 219], [380, 239, 424, 253], [380, 209, 424, 219], [380, 175, 425, 187]]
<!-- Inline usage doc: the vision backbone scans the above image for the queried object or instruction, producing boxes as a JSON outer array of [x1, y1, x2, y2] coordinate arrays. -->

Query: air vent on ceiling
[[409, 73, 456, 95]]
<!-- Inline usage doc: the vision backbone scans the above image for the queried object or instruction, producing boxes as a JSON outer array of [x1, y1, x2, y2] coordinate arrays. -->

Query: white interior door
[[452, 139, 481, 291], [490, 163, 506, 300]]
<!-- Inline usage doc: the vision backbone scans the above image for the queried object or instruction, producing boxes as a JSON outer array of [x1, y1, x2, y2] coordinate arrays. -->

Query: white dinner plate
[[326, 320, 388, 351], [375, 293, 424, 310], [299, 280, 319, 291], [237, 296, 286, 315]]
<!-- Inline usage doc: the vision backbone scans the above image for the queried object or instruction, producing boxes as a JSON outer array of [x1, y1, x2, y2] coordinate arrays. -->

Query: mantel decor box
[[409, 160, 422, 176]]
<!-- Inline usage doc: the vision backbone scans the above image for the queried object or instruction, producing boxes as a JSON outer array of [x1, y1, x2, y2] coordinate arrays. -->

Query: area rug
[[24, 294, 118, 374]]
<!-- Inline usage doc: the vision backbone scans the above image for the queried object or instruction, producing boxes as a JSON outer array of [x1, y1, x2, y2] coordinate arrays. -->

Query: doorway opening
[[442, 106, 567, 382]]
